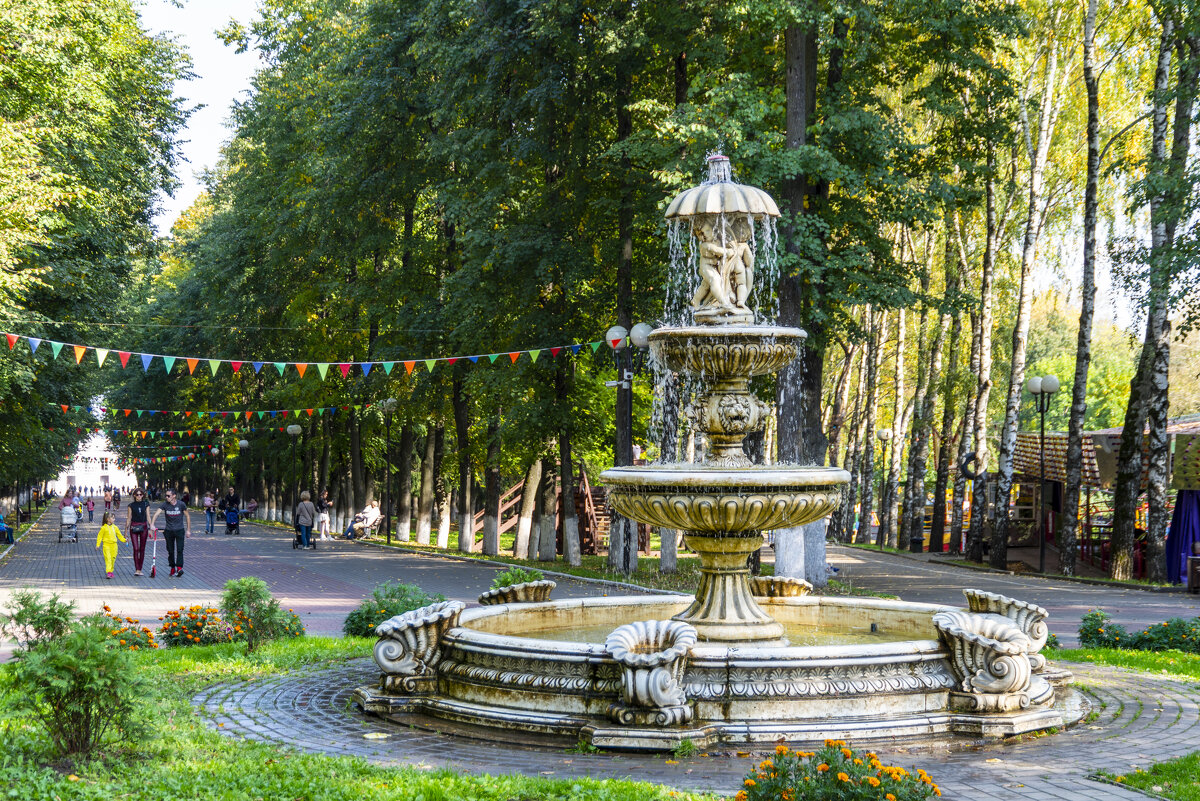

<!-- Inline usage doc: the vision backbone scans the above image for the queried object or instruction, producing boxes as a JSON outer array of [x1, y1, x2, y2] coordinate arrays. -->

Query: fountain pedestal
[[674, 532, 784, 642]]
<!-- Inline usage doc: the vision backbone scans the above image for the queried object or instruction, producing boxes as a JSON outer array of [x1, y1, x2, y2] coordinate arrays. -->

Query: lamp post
[[237, 439, 249, 505], [606, 322, 653, 574], [286, 424, 303, 523], [1025, 374, 1060, 574], [210, 446, 220, 494], [876, 428, 892, 549], [378, 398, 398, 545]]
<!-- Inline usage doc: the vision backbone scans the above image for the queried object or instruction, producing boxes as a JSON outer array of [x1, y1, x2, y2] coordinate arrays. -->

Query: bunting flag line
[[51, 402, 374, 418], [0, 331, 609, 379]]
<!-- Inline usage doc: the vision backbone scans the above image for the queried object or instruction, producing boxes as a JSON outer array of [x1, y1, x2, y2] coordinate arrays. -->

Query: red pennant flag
[[245, 411, 252, 420], [231, 361, 243, 373], [508, 352, 520, 363], [118, 351, 131, 368], [306, 409, 314, 416], [124, 409, 131, 417], [338, 363, 351, 378], [184, 411, 192, 417], [404, 361, 415, 375], [281, 410, 289, 418], [5, 333, 18, 349], [76, 427, 82, 434], [551, 347, 562, 357], [186, 358, 198, 374], [296, 363, 308, 378], [447, 357, 458, 365], [60, 404, 69, 413], [73, 345, 86, 363], [610, 338, 623, 348]]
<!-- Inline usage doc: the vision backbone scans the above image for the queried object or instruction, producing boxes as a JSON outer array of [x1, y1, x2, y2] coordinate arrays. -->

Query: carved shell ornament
[[933, 610, 1033, 696], [373, 600, 465, 677], [605, 619, 697, 710], [477, 579, 556, 606], [749, 575, 813, 597], [964, 589, 1050, 650]]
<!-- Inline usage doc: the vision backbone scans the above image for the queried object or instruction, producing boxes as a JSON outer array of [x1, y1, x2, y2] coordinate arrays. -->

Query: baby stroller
[[59, 504, 79, 543], [224, 507, 241, 536]]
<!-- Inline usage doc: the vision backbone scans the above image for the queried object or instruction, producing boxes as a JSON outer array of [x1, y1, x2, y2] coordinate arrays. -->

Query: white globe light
[[210, 447, 219, 455], [877, 429, 893, 441], [629, 322, 654, 349], [606, 325, 629, 351], [286, 424, 303, 437], [1025, 376, 1043, 395], [1041, 375, 1060, 394], [238, 439, 249, 449]]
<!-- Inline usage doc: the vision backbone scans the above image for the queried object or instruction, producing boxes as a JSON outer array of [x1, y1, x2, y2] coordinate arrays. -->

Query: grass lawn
[[1101, 752, 1200, 800], [1048, 647, 1200, 681], [0, 636, 720, 801]]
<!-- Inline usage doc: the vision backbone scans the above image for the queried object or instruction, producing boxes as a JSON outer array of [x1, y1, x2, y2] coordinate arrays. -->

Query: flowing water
[[503, 621, 920, 646]]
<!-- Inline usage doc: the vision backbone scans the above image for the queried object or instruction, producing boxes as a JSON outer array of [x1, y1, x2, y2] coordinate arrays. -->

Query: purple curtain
[[1166, 489, 1200, 585]]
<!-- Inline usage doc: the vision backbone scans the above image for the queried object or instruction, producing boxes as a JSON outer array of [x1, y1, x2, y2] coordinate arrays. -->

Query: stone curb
[[837, 544, 1187, 594]]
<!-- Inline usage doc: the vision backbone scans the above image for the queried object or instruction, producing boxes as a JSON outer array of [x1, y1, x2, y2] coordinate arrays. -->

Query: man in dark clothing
[[150, 489, 191, 578], [220, 487, 241, 513]]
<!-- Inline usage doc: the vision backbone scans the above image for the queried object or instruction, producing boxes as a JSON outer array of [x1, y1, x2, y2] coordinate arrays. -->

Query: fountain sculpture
[[356, 155, 1079, 750]]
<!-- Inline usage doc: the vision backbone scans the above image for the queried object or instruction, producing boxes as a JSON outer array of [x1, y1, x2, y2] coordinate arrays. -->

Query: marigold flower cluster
[[735, 739, 941, 801], [94, 604, 158, 650], [158, 605, 234, 646]]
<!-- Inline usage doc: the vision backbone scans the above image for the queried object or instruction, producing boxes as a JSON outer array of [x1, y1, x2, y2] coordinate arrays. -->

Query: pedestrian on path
[[104, 488, 112, 511], [295, 491, 317, 550], [95, 512, 126, 579], [150, 488, 191, 578], [316, 489, 332, 540], [203, 491, 216, 534], [126, 487, 151, 576], [113, 488, 120, 510], [86, 497, 95, 522]]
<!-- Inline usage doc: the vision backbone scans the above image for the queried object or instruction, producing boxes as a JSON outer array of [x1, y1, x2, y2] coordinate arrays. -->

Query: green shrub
[[343, 581, 445, 637], [1078, 609, 1200, 653], [490, 566, 544, 590], [7, 620, 146, 756], [737, 740, 941, 801], [220, 577, 296, 653], [1, 589, 75, 649], [1078, 609, 1128, 648]]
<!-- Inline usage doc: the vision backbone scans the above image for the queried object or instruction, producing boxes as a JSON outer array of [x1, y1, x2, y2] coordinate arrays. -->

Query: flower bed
[[736, 740, 940, 801]]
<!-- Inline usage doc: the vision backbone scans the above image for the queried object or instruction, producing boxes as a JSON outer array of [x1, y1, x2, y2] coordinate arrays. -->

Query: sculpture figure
[[691, 216, 755, 323]]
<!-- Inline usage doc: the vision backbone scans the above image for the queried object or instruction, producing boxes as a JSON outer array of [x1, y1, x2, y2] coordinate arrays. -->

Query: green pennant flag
[[317, 407, 325, 416], [383, 361, 395, 375], [424, 359, 436, 372], [316, 363, 329, 380], [528, 349, 540, 362], [136, 410, 143, 418], [257, 411, 266, 420], [208, 360, 221, 376], [274, 362, 286, 376], [163, 356, 176, 373], [488, 354, 500, 363], [73, 405, 82, 412], [293, 410, 301, 418], [50, 341, 63, 359], [590, 342, 602, 352]]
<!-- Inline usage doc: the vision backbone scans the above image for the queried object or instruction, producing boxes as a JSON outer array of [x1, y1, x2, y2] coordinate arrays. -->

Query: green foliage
[[671, 738, 699, 759], [0, 589, 75, 649], [159, 604, 234, 647], [220, 577, 299, 653], [1078, 609, 1200, 653], [1045, 632, 1060, 649], [83, 605, 158, 651], [6, 619, 146, 756], [738, 740, 941, 801], [342, 581, 444, 638], [491, 566, 545, 590], [1105, 751, 1200, 800], [1051, 647, 1200, 681]]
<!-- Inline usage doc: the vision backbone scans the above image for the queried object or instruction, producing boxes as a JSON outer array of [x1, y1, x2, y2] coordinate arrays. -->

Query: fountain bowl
[[649, 325, 807, 378]]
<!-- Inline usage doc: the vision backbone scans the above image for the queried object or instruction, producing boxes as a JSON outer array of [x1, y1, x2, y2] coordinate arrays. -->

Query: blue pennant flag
[[468, 355, 479, 363], [28, 337, 41, 353], [361, 362, 372, 376], [570, 344, 582, 355], [141, 354, 153, 371], [252, 362, 264, 374]]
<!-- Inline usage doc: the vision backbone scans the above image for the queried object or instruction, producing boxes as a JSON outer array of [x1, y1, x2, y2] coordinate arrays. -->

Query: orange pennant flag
[[508, 352, 520, 363], [296, 363, 308, 378], [73, 346, 86, 364], [404, 361, 415, 375], [186, 358, 198, 374]]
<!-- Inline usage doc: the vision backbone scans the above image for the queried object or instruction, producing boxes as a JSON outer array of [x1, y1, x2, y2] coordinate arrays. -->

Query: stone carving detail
[[605, 620, 697, 725], [374, 600, 465, 694], [964, 589, 1050, 672], [749, 575, 813, 597], [688, 657, 958, 701], [606, 488, 842, 534], [477, 580, 556, 606], [933, 610, 1054, 712]]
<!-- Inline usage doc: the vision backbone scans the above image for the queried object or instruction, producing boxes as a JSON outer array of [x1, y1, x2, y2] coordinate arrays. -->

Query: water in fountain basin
[[505, 620, 917, 646]]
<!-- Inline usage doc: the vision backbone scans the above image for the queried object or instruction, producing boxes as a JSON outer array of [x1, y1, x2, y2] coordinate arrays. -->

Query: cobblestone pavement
[[195, 658, 1200, 800], [0, 507, 634, 645], [827, 545, 1200, 646]]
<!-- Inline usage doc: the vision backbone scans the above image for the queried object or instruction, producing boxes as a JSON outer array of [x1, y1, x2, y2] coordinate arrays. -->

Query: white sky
[[138, 0, 262, 235]]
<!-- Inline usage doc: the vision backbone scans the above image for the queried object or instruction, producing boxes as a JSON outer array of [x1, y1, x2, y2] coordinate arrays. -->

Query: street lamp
[[286, 424, 303, 524], [378, 398, 398, 545], [876, 428, 892, 549], [210, 446, 220, 494], [237, 439, 249, 504], [1025, 374, 1060, 573], [606, 322, 652, 574]]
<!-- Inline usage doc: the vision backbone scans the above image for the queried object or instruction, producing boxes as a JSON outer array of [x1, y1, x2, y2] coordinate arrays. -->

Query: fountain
[[355, 155, 1079, 750]]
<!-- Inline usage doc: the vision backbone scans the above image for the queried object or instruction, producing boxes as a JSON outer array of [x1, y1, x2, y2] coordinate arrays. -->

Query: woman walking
[[126, 488, 151, 576], [86, 497, 95, 523], [294, 491, 317, 550], [149, 488, 191, 578], [316, 489, 332, 540], [95, 512, 125, 579]]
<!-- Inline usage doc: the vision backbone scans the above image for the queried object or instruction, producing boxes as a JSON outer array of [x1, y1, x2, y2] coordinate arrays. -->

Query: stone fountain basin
[[649, 324, 807, 378], [601, 465, 849, 532]]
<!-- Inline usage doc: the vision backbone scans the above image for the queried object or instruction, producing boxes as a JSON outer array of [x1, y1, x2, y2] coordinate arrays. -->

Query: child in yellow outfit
[[95, 512, 126, 579]]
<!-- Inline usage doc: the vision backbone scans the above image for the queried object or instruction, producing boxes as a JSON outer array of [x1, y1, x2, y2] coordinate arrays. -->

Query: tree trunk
[[482, 415, 501, 556], [931, 280, 963, 554], [349, 411, 365, 513], [992, 42, 1061, 569], [859, 309, 883, 544], [558, 366, 581, 567], [839, 354, 868, 543], [453, 377, 474, 553], [538, 460, 558, 562], [879, 309, 906, 548], [1062, 0, 1101, 576], [902, 274, 949, 552], [433, 425, 449, 548], [826, 342, 860, 539], [966, 161, 997, 564], [415, 431, 435, 545], [396, 425, 414, 542], [514, 458, 543, 559]]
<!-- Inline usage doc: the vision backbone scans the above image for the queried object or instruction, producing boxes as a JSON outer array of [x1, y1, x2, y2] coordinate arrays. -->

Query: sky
[[138, 0, 262, 235]]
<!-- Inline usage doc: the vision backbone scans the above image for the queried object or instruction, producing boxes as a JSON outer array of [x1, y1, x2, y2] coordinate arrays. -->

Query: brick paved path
[[196, 658, 1200, 800], [827, 545, 1200, 646], [0, 507, 632, 643]]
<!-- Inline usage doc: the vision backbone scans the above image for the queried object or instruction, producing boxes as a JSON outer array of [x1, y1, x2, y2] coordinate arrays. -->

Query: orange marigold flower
[[886, 795, 897, 801], [868, 777, 881, 787], [734, 793, 747, 801], [841, 748, 852, 758], [743, 779, 756, 787], [775, 743, 789, 755], [817, 763, 829, 772], [837, 772, 850, 782]]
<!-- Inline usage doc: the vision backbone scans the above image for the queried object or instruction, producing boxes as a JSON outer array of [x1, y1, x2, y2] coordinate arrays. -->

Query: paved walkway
[[197, 657, 1199, 801], [827, 544, 1200, 646]]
